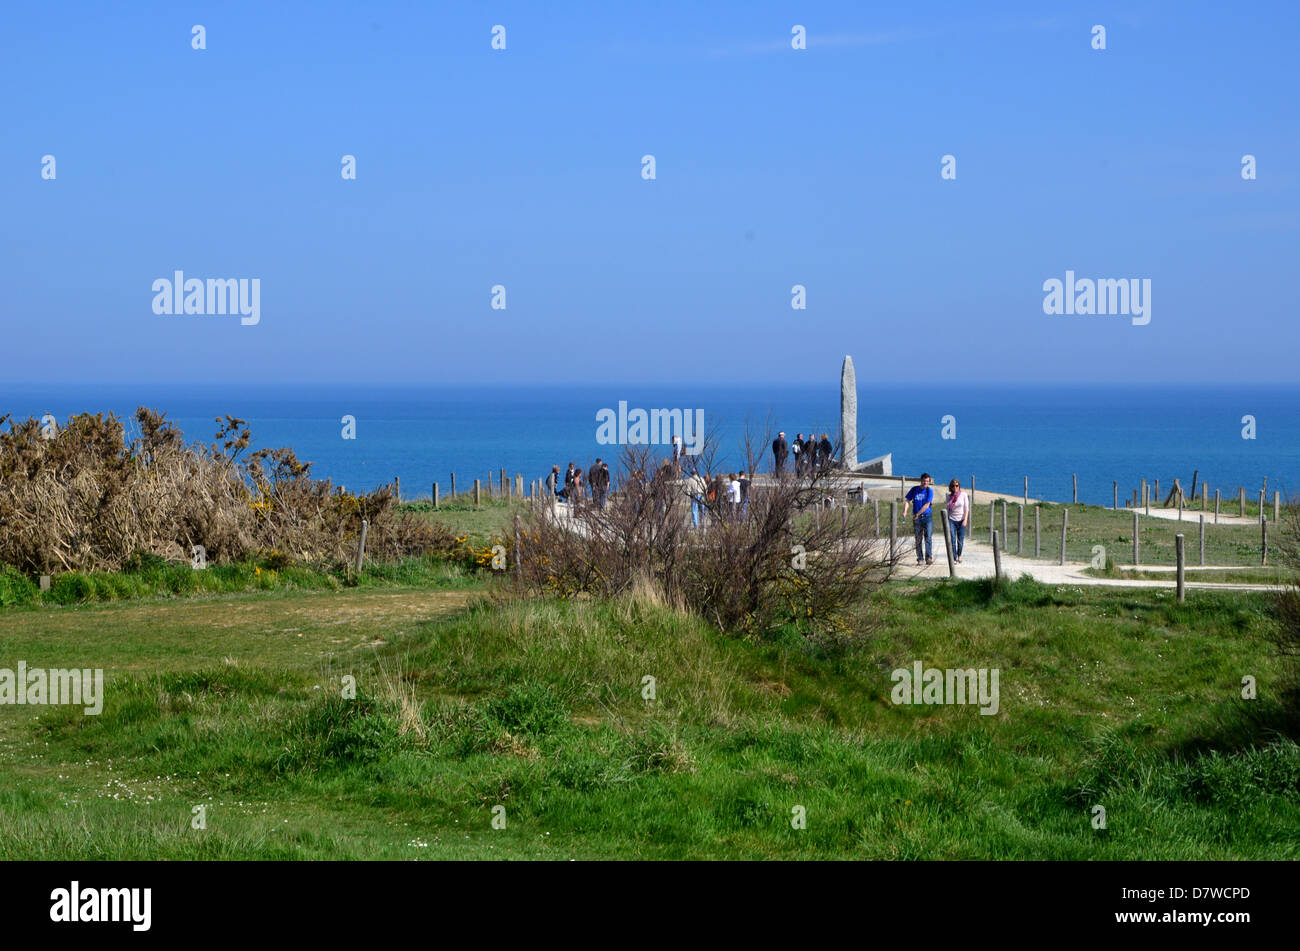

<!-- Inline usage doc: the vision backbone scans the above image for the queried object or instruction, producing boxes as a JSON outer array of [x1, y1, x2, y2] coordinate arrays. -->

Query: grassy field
[[402, 496, 527, 545], [1, 567, 1295, 859], [963, 501, 1274, 567]]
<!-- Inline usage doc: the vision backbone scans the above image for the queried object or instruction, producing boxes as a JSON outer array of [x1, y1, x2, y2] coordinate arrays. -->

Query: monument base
[[846, 453, 891, 476]]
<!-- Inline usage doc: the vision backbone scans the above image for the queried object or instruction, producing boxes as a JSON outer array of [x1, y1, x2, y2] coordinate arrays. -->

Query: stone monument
[[840, 354, 891, 476], [841, 355, 858, 470]]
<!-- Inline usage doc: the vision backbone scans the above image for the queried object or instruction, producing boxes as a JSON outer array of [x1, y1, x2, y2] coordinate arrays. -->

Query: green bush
[[484, 682, 569, 737], [49, 572, 98, 604], [0, 566, 38, 606], [275, 695, 403, 773]]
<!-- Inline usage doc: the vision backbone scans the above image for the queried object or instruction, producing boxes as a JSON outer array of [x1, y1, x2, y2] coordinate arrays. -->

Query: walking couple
[[903, 474, 970, 566]]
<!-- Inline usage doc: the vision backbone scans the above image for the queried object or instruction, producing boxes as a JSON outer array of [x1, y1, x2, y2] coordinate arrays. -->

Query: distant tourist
[[687, 470, 707, 527], [573, 467, 584, 504], [727, 472, 742, 519], [563, 462, 576, 502], [590, 458, 610, 508], [946, 478, 969, 563], [738, 469, 750, 517], [671, 435, 683, 467], [792, 433, 804, 474], [772, 431, 789, 476], [818, 433, 833, 471], [904, 473, 935, 566]]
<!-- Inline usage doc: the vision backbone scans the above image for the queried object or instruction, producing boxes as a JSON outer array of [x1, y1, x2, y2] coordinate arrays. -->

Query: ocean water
[[1, 383, 1296, 506]]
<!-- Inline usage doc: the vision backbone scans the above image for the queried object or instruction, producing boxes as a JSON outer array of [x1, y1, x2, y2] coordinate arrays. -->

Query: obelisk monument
[[840, 355, 857, 469]]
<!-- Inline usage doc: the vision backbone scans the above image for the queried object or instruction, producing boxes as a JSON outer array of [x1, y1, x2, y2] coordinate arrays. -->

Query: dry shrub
[[0, 408, 444, 572], [509, 441, 893, 639]]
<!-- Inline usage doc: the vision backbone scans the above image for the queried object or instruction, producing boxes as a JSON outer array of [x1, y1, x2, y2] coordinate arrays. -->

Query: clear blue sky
[[4, 0, 1297, 384]]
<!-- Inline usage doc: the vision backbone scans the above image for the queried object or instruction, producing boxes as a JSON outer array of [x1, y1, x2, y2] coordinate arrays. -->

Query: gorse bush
[[0, 408, 456, 573]]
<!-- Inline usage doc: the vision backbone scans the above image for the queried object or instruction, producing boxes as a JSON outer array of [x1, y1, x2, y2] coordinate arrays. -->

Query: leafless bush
[[510, 436, 893, 640], [0, 408, 441, 572]]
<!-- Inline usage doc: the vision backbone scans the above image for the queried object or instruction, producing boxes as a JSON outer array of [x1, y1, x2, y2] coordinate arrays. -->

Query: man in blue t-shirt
[[904, 473, 935, 565]]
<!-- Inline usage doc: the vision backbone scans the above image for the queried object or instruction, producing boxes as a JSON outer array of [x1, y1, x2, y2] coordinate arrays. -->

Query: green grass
[[963, 501, 1278, 567], [1083, 565, 1287, 585], [0, 554, 479, 608], [0, 573, 1295, 859], [401, 495, 529, 545]]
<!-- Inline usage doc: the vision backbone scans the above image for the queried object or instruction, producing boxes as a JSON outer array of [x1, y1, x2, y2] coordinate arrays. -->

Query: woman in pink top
[[946, 479, 970, 563]]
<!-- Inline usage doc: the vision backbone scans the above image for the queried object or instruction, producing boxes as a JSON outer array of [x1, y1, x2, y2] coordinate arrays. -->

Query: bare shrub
[[510, 437, 893, 640]]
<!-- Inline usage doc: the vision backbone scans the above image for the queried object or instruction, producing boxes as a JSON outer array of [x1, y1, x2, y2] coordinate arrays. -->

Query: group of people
[[770, 431, 835, 476], [542, 441, 973, 567], [903, 474, 971, 566], [546, 459, 612, 508], [684, 470, 750, 526]]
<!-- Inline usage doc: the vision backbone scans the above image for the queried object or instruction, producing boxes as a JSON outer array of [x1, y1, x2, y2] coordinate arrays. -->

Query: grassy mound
[[0, 580, 1294, 859]]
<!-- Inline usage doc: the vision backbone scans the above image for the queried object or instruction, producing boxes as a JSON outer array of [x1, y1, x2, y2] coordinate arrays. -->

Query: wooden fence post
[[988, 500, 994, 544], [1017, 503, 1024, 555], [1023, 476, 1028, 505], [1059, 508, 1069, 566], [1199, 514, 1205, 567], [450, 472, 456, 499], [395, 477, 401, 504], [501, 468, 508, 498], [354, 519, 369, 574], [433, 482, 439, 509], [889, 500, 897, 564], [1133, 510, 1140, 565], [1214, 489, 1220, 525], [1001, 500, 1008, 551], [1275, 491, 1281, 524], [1259, 489, 1266, 522], [1176, 534, 1185, 603], [993, 531, 1002, 582], [516, 474, 523, 498], [1262, 517, 1268, 566], [1113, 480, 1118, 510], [1239, 487, 1246, 518], [474, 479, 481, 508], [1072, 473, 1078, 504]]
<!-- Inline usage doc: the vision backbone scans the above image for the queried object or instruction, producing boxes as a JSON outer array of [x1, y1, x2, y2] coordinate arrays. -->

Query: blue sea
[[1, 384, 1296, 506]]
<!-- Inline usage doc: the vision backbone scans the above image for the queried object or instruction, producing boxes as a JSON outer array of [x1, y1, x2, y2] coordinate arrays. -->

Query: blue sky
[[3, 0, 1297, 384]]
